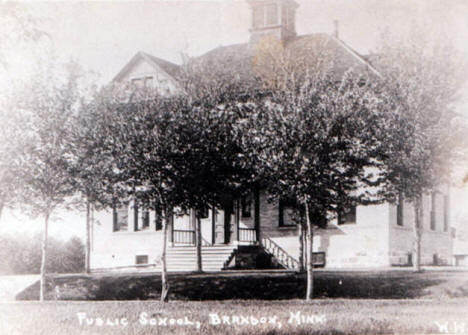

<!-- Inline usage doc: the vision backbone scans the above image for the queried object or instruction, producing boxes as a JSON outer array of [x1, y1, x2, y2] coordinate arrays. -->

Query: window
[[133, 201, 139, 231], [131, 78, 143, 88], [113, 204, 128, 232], [279, 199, 296, 227], [241, 194, 252, 218], [141, 209, 150, 230], [135, 255, 148, 265], [396, 194, 404, 226], [252, 4, 279, 29], [338, 206, 356, 225], [430, 192, 437, 231], [253, 6, 264, 28], [443, 195, 449, 232], [265, 4, 278, 26], [155, 208, 163, 231], [144, 76, 153, 87], [284, 5, 295, 30], [199, 206, 209, 219]]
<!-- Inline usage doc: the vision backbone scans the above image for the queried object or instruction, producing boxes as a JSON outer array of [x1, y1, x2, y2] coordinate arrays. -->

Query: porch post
[[168, 207, 174, 246], [234, 199, 239, 243], [211, 206, 216, 245], [149, 209, 156, 231], [190, 209, 196, 245], [254, 188, 261, 244]]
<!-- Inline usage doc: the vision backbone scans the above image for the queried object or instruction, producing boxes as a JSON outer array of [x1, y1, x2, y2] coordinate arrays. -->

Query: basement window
[[135, 255, 148, 265]]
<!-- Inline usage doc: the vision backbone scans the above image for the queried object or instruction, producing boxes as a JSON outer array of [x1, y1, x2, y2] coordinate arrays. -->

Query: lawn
[[15, 269, 468, 301], [5, 270, 468, 334], [1, 299, 468, 335]]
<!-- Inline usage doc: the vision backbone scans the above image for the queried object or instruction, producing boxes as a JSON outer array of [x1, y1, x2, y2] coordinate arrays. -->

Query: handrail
[[201, 236, 211, 246], [239, 227, 257, 243], [173, 229, 195, 245], [261, 235, 300, 270]]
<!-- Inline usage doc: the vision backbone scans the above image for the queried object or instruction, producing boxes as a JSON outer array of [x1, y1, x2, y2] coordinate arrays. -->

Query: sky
[[0, 0, 468, 239]]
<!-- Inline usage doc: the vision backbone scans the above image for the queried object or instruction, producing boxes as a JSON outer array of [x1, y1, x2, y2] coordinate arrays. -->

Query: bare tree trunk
[[40, 211, 50, 301], [85, 199, 91, 274], [298, 223, 305, 272], [160, 207, 170, 303], [413, 196, 423, 272], [303, 226, 308, 270], [196, 213, 202, 272], [305, 201, 314, 301]]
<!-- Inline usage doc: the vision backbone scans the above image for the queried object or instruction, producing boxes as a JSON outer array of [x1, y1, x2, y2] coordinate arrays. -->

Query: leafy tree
[[10, 61, 81, 300], [83, 86, 188, 302], [240, 35, 385, 299], [373, 28, 467, 271], [175, 58, 259, 272], [239, 69, 385, 300], [68, 82, 120, 274]]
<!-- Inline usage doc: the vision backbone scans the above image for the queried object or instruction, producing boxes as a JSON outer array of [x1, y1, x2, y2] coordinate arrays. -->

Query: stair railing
[[173, 229, 195, 245], [261, 236, 300, 270]]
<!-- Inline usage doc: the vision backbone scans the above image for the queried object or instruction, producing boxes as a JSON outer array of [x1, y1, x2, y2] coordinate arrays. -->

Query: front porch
[[168, 194, 261, 247]]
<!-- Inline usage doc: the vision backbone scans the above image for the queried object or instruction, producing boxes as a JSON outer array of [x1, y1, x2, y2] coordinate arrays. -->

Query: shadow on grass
[[16, 270, 465, 301]]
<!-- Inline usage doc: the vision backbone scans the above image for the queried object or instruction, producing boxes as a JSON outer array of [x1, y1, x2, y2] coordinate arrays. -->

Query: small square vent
[[136, 255, 149, 265]]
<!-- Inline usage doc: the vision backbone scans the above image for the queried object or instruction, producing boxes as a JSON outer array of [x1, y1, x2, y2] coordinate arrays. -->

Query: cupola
[[247, 0, 299, 43]]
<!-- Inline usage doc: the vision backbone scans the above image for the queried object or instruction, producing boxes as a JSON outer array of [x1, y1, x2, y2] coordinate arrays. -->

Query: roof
[[195, 33, 381, 79], [112, 33, 381, 87], [112, 51, 180, 83]]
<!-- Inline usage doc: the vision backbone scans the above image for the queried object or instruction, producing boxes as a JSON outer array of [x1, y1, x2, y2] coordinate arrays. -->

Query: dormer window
[[252, 4, 279, 28]]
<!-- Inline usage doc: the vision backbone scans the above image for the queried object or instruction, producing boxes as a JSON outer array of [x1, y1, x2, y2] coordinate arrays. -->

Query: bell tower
[[247, 0, 299, 43]]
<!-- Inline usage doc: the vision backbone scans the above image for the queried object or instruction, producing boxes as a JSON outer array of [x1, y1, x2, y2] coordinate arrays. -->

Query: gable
[[121, 57, 158, 80], [113, 52, 180, 95]]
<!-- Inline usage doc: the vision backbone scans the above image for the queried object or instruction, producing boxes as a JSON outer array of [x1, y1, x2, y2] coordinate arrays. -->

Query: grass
[[1, 299, 468, 335], [15, 269, 468, 301]]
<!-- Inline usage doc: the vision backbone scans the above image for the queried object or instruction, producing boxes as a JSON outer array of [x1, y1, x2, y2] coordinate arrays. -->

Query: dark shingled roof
[[195, 33, 381, 79], [113, 34, 380, 84]]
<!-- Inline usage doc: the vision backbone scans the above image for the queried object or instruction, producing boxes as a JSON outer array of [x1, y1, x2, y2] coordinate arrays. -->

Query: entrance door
[[214, 202, 234, 244]]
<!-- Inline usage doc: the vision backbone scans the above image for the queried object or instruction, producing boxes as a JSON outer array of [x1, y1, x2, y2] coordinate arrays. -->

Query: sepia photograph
[[0, 0, 468, 334]]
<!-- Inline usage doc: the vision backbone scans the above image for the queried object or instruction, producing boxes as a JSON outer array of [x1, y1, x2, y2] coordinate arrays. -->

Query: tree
[[0, 3, 51, 223], [373, 28, 467, 271], [240, 35, 385, 299], [82, 86, 189, 302], [174, 57, 259, 272], [239, 70, 385, 300], [10, 61, 81, 300], [68, 82, 120, 274]]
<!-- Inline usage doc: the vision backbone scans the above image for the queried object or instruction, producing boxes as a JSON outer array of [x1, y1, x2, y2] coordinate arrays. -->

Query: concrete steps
[[155, 245, 237, 272]]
